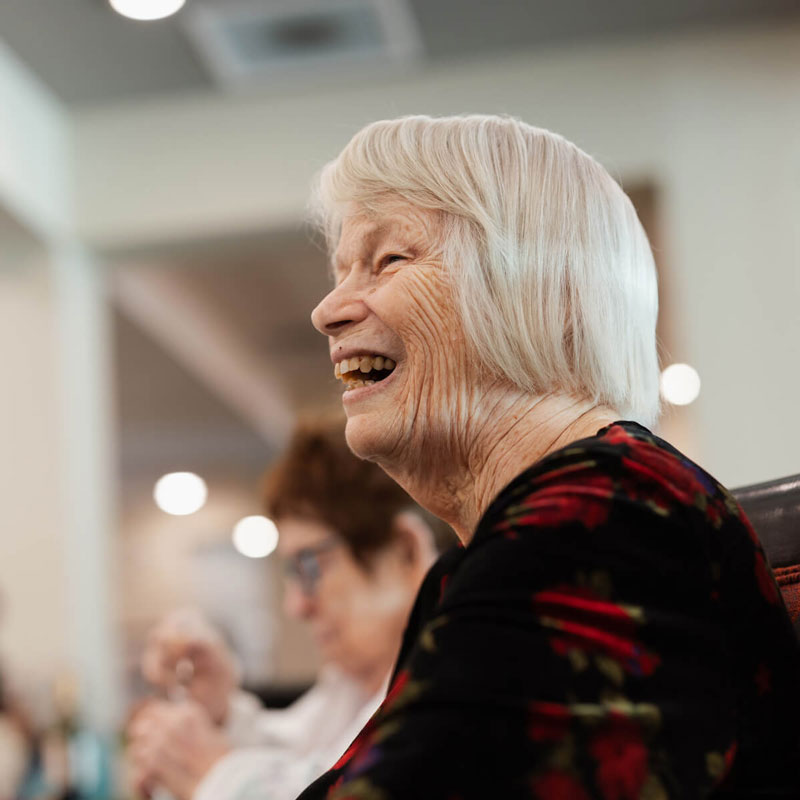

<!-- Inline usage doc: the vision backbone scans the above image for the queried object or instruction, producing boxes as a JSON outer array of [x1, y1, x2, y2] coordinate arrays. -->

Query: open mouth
[[334, 355, 396, 390]]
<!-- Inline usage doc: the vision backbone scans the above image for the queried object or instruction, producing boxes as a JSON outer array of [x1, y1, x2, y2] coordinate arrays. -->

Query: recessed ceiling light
[[109, 0, 187, 22]]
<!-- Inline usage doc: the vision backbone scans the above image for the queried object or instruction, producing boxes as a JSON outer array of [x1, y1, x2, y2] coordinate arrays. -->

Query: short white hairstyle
[[312, 114, 660, 426]]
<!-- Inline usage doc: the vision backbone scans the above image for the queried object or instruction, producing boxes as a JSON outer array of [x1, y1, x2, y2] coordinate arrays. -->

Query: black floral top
[[296, 421, 800, 799]]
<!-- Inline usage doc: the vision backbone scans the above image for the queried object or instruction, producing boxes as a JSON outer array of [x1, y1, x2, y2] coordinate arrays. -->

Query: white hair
[[311, 114, 660, 426]]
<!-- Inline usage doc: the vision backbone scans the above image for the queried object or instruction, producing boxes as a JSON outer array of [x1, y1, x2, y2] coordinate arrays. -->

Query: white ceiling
[[0, 0, 798, 107]]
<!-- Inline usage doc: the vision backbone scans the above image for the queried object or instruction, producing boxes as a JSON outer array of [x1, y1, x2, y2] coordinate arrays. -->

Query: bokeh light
[[233, 516, 279, 559], [660, 363, 701, 406], [153, 472, 208, 516]]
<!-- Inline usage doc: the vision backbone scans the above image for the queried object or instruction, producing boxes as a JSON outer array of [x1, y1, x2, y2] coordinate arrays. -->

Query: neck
[[351, 653, 395, 697], [382, 392, 619, 544]]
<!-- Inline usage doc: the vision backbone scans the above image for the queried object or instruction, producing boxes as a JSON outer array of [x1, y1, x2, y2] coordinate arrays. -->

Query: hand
[[141, 608, 238, 725], [128, 699, 231, 800]]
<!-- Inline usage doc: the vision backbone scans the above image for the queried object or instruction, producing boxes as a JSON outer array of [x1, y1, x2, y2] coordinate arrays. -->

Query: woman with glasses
[[128, 418, 451, 800]]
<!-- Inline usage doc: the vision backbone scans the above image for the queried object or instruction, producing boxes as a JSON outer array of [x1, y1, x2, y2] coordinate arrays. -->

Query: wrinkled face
[[311, 202, 474, 466], [277, 516, 412, 679]]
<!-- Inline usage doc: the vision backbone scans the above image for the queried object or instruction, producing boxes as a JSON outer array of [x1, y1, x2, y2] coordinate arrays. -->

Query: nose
[[311, 275, 369, 337], [283, 580, 315, 620]]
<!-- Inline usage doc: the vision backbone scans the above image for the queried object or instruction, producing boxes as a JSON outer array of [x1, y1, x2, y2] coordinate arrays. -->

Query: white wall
[[0, 41, 120, 730], [0, 40, 72, 702], [0, 258, 69, 691], [74, 24, 800, 487], [0, 40, 70, 239]]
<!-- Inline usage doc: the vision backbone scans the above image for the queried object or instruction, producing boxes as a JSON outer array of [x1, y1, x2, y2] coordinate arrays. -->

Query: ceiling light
[[154, 472, 207, 515], [233, 516, 279, 559], [660, 363, 701, 406], [109, 0, 187, 22]]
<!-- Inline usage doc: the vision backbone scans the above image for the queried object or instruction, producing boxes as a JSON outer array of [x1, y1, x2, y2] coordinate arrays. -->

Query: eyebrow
[[330, 222, 393, 281]]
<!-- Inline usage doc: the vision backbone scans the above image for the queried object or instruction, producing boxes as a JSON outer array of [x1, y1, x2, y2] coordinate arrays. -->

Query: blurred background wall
[[0, 0, 798, 740]]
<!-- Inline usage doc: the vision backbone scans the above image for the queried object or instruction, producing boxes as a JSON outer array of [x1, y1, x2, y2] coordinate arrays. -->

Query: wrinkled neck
[[382, 392, 619, 544]]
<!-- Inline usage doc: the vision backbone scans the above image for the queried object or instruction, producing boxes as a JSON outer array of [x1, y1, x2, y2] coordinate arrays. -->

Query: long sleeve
[[297, 422, 800, 799], [194, 747, 328, 800], [193, 672, 383, 800]]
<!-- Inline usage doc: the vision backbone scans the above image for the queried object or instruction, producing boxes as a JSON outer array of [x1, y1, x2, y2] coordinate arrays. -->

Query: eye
[[377, 253, 406, 270]]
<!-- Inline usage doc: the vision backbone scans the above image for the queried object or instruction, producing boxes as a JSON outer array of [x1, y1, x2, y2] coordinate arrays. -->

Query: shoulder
[[478, 420, 744, 546], [439, 422, 758, 616]]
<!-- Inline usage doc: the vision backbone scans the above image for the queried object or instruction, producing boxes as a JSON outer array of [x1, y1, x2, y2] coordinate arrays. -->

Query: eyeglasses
[[283, 538, 341, 596]]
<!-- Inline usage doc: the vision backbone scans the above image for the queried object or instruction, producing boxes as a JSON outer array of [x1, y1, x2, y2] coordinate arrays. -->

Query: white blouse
[[193, 668, 385, 800]]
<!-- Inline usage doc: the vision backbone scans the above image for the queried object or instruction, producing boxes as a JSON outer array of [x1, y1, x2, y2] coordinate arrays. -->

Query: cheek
[[389, 271, 456, 346], [316, 572, 350, 622], [317, 563, 371, 623], [391, 275, 475, 413], [336, 584, 405, 662]]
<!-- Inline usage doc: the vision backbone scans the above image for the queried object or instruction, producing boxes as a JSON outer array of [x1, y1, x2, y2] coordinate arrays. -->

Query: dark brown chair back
[[734, 474, 800, 639]]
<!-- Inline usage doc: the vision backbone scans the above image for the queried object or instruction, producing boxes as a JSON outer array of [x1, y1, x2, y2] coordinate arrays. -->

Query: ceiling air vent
[[182, 0, 423, 89]]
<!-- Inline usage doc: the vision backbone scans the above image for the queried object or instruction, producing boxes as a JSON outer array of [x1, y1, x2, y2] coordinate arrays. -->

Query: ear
[[390, 511, 437, 572]]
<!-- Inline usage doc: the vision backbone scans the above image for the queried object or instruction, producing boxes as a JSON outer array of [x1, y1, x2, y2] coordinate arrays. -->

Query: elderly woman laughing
[[300, 116, 800, 799]]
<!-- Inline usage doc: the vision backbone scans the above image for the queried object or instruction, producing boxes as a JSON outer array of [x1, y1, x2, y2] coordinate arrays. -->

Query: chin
[[318, 636, 342, 663], [343, 412, 396, 463]]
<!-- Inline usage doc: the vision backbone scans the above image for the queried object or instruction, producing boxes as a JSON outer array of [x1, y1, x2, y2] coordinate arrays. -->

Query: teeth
[[334, 354, 397, 383]]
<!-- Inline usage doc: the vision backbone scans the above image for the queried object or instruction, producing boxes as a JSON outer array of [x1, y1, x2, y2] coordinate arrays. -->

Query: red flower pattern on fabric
[[723, 740, 738, 776], [295, 422, 800, 800], [532, 585, 660, 677], [531, 769, 592, 800], [333, 669, 417, 778], [528, 701, 572, 742], [383, 669, 410, 712], [739, 512, 764, 548], [332, 731, 369, 772], [589, 717, 649, 800], [612, 431, 730, 530], [500, 473, 615, 533]]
